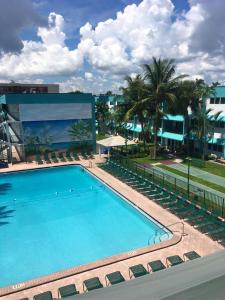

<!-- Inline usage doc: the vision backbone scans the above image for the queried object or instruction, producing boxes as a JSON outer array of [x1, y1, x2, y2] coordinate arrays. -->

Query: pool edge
[[0, 163, 181, 297]]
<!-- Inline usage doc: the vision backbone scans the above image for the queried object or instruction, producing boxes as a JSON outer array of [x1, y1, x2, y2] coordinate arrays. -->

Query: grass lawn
[[158, 164, 225, 194], [194, 161, 225, 177], [132, 155, 168, 165]]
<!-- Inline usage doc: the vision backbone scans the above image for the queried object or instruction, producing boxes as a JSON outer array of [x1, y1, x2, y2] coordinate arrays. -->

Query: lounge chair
[[166, 255, 184, 267], [211, 230, 225, 239], [148, 260, 166, 272], [33, 291, 53, 300], [198, 223, 223, 234], [81, 151, 88, 159], [58, 152, 66, 162], [51, 152, 59, 163], [65, 151, 73, 161], [183, 251, 201, 261], [86, 149, 94, 158], [218, 238, 225, 247], [206, 227, 225, 236], [105, 271, 125, 286], [44, 153, 51, 164], [58, 284, 79, 298], [35, 155, 43, 165], [129, 264, 148, 278], [73, 152, 80, 161], [83, 277, 103, 292]]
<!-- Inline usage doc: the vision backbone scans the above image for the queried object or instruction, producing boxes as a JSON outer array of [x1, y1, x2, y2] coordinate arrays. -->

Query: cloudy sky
[[0, 0, 224, 93]]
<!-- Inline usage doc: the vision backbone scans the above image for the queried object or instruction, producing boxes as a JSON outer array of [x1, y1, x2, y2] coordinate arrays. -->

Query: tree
[[121, 75, 149, 149], [142, 57, 187, 159], [95, 101, 110, 134], [171, 80, 202, 155], [191, 81, 221, 160], [69, 90, 83, 94], [68, 120, 92, 141], [191, 108, 222, 160], [105, 90, 113, 96]]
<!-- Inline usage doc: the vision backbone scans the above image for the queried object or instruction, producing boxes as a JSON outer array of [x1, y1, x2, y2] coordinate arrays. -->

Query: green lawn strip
[[158, 164, 225, 194], [184, 161, 225, 177], [132, 156, 168, 165]]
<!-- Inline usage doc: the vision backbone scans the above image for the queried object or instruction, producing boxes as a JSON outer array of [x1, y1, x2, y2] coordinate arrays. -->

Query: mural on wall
[[68, 120, 92, 141], [23, 119, 93, 155]]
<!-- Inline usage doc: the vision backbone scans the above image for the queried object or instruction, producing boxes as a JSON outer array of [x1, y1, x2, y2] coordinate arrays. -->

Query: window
[[218, 145, 223, 152], [221, 97, 225, 104], [210, 98, 215, 104], [215, 97, 220, 104], [214, 121, 224, 128], [213, 144, 217, 151], [210, 143, 223, 153]]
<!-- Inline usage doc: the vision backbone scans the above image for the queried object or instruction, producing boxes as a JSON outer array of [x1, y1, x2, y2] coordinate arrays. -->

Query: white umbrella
[[97, 135, 136, 157]]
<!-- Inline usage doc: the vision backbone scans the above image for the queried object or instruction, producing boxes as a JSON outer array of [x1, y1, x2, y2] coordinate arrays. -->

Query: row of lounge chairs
[[100, 161, 225, 247], [35, 151, 94, 165], [20, 251, 200, 300]]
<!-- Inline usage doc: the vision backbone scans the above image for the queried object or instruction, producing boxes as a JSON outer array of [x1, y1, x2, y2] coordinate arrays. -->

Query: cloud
[[0, 0, 225, 92], [0, 13, 83, 78], [84, 72, 93, 80], [189, 0, 225, 56], [0, 0, 47, 53], [76, 0, 225, 84]]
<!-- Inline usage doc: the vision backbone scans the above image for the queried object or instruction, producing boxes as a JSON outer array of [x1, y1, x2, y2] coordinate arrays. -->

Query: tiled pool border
[[0, 163, 181, 297]]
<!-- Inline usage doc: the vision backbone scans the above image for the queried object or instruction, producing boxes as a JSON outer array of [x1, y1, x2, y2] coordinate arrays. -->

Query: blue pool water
[[0, 165, 171, 288]]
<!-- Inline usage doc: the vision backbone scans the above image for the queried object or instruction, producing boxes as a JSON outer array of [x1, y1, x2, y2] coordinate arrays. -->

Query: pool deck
[[0, 156, 223, 299]]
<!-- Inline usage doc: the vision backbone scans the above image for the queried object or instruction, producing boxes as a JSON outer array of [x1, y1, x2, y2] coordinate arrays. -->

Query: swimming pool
[[0, 165, 171, 288]]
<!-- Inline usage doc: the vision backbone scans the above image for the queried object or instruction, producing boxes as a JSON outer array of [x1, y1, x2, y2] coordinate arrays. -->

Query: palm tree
[[142, 57, 187, 159], [191, 81, 221, 160], [191, 108, 222, 160], [95, 101, 110, 134], [69, 120, 92, 141], [121, 75, 149, 149], [170, 80, 202, 155]]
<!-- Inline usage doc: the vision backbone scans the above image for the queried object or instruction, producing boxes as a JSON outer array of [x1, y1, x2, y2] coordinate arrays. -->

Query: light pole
[[187, 157, 192, 200]]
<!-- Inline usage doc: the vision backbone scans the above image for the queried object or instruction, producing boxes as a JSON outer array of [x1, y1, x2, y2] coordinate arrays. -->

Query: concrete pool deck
[[0, 156, 223, 300]]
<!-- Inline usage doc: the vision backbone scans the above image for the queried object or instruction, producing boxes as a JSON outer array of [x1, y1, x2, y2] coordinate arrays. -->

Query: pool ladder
[[148, 221, 185, 245]]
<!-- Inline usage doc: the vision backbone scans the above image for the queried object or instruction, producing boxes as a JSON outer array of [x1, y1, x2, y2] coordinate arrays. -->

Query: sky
[[0, 0, 224, 93]]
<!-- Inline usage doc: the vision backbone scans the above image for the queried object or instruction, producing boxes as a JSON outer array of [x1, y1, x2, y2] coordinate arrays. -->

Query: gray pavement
[[66, 250, 225, 300], [152, 166, 225, 199], [170, 163, 225, 187]]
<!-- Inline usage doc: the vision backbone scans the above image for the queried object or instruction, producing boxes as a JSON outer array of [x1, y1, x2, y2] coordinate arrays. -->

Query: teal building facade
[[0, 93, 96, 161]]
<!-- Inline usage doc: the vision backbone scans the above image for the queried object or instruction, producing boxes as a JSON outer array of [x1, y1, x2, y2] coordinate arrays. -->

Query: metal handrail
[[148, 221, 185, 245]]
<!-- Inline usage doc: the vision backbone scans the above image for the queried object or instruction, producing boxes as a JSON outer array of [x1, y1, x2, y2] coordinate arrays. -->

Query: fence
[[111, 157, 225, 218]]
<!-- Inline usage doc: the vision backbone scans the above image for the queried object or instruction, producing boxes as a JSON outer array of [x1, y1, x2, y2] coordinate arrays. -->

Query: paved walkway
[[152, 166, 225, 199], [169, 163, 225, 187]]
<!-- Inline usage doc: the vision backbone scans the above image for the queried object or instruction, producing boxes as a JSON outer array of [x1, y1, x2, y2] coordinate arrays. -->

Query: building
[[205, 86, 225, 157], [158, 114, 186, 151], [95, 94, 124, 110], [0, 82, 59, 94], [124, 86, 225, 158], [159, 86, 225, 157], [0, 93, 96, 162]]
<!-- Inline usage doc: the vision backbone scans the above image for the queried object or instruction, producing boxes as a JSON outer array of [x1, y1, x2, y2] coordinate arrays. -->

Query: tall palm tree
[[121, 75, 149, 149], [171, 80, 202, 155], [142, 57, 187, 159], [95, 101, 110, 134], [191, 108, 222, 160], [191, 81, 221, 160]]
